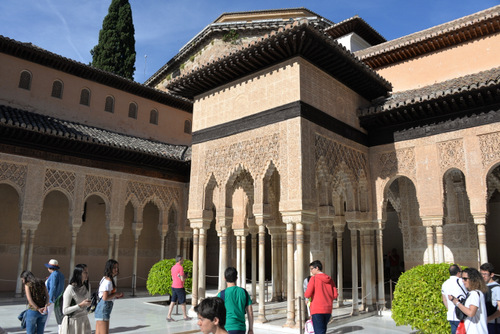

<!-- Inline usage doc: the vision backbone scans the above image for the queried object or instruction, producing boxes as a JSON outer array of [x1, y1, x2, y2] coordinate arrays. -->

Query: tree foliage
[[91, 0, 136, 79], [391, 263, 451, 334], [146, 258, 193, 297]]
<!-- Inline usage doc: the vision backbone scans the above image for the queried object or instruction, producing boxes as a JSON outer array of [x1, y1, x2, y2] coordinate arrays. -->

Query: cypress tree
[[91, 0, 136, 80]]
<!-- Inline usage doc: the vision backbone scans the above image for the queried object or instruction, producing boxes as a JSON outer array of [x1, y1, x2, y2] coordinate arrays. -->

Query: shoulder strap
[[456, 278, 467, 297]]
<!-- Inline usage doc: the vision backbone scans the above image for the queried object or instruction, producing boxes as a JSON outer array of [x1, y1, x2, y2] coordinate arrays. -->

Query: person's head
[[309, 260, 323, 275], [462, 268, 487, 293], [195, 297, 226, 334], [480, 263, 495, 284], [45, 259, 60, 272], [70, 264, 88, 287], [104, 259, 119, 279], [224, 267, 237, 283], [20, 270, 36, 284], [175, 255, 183, 264], [449, 264, 462, 277]]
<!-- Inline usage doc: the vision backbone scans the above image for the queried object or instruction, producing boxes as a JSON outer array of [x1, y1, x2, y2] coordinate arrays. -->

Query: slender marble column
[[198, 227, 207, 300], [218, 227, 228, 291], [334, 223, 345, 306], [27, 229, 35, 271], [256, 224, 268, 323], [285, 223, 295, 327], [192, 228, 199, 306], [15, 228, 28, 296], [160, 234, 165, 260], [477, 223, 488, 264], [236, 235, 242, 285], [69, 230, 78, 278], [435, 225, 444, 263], [426, 226, 435, 264], [114, 235, 120, 261], [132, 237, 139, 293], [376, 226, 386, 309], [271, 232, 278, 301], [108, 234, 114, 259], [241, 234, 247, 289], [351, 228, 359, 316], [295, 223, 305, 325], [251, 233, 257, 303], [360, 231, 367, 311]]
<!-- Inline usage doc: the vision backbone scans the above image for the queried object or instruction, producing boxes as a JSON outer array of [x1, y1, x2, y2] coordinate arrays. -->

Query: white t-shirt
[[464, 290, 488, 334], [98, 277, 114, 299], [442, 276, 467, 321], [487, 282, 500, 324]]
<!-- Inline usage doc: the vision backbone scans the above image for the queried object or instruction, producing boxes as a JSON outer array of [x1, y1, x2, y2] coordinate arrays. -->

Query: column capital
[[420, 216, 443, 227], [280, 210, 315, 224], [233, 228, 248, 237], [472, 213, 487, 225], [345, 211, 372, 222], [189, 216, 211, 230]]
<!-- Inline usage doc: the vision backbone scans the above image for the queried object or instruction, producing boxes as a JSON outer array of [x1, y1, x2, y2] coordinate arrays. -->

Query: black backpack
[[485, 283, 500, 317]]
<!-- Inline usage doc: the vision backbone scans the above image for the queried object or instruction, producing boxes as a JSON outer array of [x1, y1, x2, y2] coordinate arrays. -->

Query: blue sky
[[0, 0, 497, 83]]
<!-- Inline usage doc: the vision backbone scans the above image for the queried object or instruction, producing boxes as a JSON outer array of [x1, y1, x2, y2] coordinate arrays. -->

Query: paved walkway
[[0, 289, 417, 334]]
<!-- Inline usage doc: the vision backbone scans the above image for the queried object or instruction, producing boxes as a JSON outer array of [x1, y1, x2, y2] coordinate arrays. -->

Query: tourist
[[195, 297, 227, 334], [95, 259, 124, 334], [60, 264, 92, 333], [166, 255, 192, 321], [442, 264, 467, 334], [44, 259, 65, 331], [21, 270, 49, 334]]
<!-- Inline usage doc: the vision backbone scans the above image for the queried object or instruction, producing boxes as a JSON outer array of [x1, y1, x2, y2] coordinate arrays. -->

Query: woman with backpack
[[94, 259, 124, 334], [449, 268, 488, 334], [20, 271, 49, 334], [59, 264, 92, 334]]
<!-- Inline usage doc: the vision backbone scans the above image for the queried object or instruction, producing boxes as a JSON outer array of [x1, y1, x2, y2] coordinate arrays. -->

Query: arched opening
[[137, 202, 162, 286], [486, 165, 500, 269], [0, 183, 20, 291], [164, 205, 178, 259]]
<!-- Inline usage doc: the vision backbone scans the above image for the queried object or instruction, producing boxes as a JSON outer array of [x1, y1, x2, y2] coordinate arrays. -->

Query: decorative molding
[[84, 175, 112, 200], [44, 169, 76, 195], [438, 139, 465, 171], [0, 161, 27, 191], [478, 131, 500, 168], [315, 134, 367, 178], [378, 147, 416, 179]]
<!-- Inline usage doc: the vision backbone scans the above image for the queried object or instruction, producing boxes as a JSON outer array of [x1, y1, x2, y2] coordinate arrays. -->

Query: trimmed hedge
[[391, 263, 451, 334], [146, 258, 193, 296]]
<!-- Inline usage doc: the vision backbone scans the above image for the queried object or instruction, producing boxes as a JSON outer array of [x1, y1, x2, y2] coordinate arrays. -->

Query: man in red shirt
[[304, 260, 337, 334], [167, 255, 192, 321]]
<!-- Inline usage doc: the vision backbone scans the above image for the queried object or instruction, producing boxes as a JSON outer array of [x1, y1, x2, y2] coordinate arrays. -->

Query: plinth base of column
[[335, 300, 344, 308], [366, 304, 375, 312], [351, 309, 360, 316], [255, 314, 268, 323], [283, 319, 295, 327]]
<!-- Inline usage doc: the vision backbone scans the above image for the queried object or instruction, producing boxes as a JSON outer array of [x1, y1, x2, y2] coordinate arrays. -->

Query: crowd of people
[[17, 255, 499, 334]]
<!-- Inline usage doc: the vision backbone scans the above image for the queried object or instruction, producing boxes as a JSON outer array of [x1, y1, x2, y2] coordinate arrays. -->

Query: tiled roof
[[166, 20, 391, 101], [0, 104, 191, 162], [213, 7, 331, 24], [325, 15, 386, 46], [0, 35, 192, 112], [355, 5, 500, 68], [358, 67, 500, 130]]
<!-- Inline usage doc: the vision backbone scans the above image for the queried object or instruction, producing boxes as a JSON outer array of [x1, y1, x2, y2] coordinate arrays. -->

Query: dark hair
[[104, 259, 118, 288], [463, 268, 487, 293], [449, 264, 461, 276], [310, 260, 323, 271], [175, 255, 183, 263], [20, 270, 37, 284], [70, 264, 89, 289], [480, 263, 495, 274], [224, 267, 237, 283], [194, 297, 226, 329]]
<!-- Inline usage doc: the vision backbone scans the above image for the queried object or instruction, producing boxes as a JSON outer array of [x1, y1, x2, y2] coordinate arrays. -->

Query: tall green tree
[[91, 0, 136, 79]]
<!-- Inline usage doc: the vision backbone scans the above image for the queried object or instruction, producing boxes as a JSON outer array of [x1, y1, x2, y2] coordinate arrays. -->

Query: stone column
[[132, 220, 143, 296], [376, 221, 386, 309], [192, 228, 199, 306], [285, 223, 295, 327], [349, 224, 359, 316], [236, 235, 242, 285], [474, 215, 488, 264], [15, 228, 28, 296], [69, 229, 78, 277], [360, 230, 367, 311], [256, 223, 268, 323], [435, 225, 444, 263], [295, 222, 305, 325], [108, 234, 114, 259], [218, 226, 228, 290], [268, 227, 279, 301], [333, 217, 345, 306], [426, 226, 435, 264], [160, 234, 166, 260], [27, 229, 35, 271], [198, 227, 207, 300], [251, 231, 257, 303], [241, 232, 247, 288]]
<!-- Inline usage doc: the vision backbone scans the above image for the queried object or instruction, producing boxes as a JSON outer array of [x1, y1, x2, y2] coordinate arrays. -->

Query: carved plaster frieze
[[84, 175, 112, 200], [379, 147, 416, 179], [0, 161, 27, 191], [204, 133, 280, 184], [44, 168, 76, 195], [126, 181, 181, 210], [438, 139, 465, 171], [479, 132, 500, 168]]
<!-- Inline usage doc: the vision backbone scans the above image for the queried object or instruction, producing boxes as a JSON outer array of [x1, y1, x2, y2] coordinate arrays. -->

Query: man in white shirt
[[442, 264, 467, 334], [480, 263, 500, 334]]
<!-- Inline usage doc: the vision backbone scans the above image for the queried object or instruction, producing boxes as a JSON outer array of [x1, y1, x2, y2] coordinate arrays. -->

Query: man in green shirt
[[218, 267, 253, 334]]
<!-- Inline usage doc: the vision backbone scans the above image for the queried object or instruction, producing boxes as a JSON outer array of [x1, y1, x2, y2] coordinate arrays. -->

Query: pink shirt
[[171, 263, 184, 288]]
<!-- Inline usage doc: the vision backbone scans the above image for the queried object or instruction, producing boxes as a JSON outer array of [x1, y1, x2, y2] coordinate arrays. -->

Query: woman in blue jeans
[[95, 259, 123, 334], [21, 271, 49, 334]]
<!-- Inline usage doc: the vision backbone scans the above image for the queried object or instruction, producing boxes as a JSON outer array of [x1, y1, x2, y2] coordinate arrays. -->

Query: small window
[[18, 70, 32, 90], [184, 120, 192, 134], [51, 80, 63, 98], [149, 109, 158, 125], [128, 102, 138, 119], [80, 88, 90, 106], [105, 96, 114, 113]]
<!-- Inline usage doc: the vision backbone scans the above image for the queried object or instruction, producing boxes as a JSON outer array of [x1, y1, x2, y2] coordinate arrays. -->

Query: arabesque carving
[[84, 175, 112, 199], [126, 181, 181, 209], [44, 169, 76, 195], [315, 135, 367, 178], [438, 139, 464, 171], [0, 161, 27, 191], [379, 147, 415, 179], [478, 132, 500, 167]]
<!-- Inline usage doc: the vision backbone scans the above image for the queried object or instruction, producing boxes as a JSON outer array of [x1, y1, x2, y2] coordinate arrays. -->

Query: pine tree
[[91, 0, 136, 80]]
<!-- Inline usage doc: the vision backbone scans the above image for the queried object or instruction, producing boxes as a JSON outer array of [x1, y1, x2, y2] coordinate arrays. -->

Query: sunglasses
[[462, 277, 470, 281]]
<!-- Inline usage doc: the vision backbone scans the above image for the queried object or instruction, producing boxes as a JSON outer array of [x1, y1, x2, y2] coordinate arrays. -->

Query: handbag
[[456, 320, 466, 334], [455, 293, 468, 321], [305, 319, 314, 334], [87, 290, 100, 313], [17, 309, 27, 329]]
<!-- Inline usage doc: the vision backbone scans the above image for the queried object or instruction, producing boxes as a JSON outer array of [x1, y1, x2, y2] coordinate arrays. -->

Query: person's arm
[[46, 274, 55, 303], [101, 279, 123, 301], [487, 300, 500, 322], [449, 294, 478, 318], [246, 304, 254, 334], [442, 293, 449, 309], [304, 276, 314, 299]]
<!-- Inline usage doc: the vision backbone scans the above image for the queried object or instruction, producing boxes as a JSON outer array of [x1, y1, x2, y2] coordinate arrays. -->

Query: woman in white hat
[[44, 259, 65, 331]]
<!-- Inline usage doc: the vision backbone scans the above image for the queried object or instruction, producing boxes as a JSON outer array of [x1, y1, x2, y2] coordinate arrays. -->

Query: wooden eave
[[325, 16, 386, 46], [0, 35, 193, 112], [166, 22, 391, 101], [357, 12, 500, 69]]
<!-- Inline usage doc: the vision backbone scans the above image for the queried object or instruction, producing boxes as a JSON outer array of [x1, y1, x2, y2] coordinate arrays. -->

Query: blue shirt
[[46, 270, 65, 303]]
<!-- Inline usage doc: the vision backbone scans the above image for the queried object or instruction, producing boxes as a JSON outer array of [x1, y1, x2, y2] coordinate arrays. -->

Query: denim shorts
[[94, 299, 114, 321], [171, 287, 186, 304]]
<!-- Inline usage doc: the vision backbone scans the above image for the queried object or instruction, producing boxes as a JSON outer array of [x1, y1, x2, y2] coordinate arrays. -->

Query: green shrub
[[392, 263, 451, 334], [146, 258, 193, 296]]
